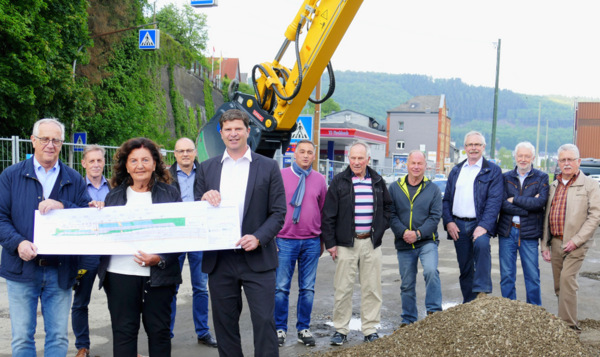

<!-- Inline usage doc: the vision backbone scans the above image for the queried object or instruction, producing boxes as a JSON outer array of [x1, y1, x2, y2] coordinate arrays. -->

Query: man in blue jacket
[[0, 118, 94, 356], [442, 131, 503, 303], [497, 142, 549, 305], [389, 150, 442, 326]]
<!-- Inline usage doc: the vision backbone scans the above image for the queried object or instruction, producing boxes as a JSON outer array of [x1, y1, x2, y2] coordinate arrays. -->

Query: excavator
[[196, 0, 364, 160]]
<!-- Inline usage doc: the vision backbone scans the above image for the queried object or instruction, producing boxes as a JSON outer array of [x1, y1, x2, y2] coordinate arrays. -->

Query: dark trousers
[[104, 272, 175, 357], [209, 250, 278, 357], [71, 268, 98, 349], [453, 219, 493, 303]]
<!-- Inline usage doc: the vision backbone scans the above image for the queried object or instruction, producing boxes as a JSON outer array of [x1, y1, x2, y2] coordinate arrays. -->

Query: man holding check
[[197, 109, 287, 357]]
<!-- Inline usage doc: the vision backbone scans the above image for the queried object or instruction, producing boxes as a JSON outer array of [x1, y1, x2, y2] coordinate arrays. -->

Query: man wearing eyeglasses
[[0, 118, 95, 356], [442, 131, 503, 303], [542, 144, 600, 332], [168, 137, 217, 348]]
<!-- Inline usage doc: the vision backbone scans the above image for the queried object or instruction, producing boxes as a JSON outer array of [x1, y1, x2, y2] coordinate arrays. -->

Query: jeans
[[71, 268, 98, 349], [396, 242, 442, 324], [499, 226, 541, 305], [274, 237, 321, 332], [170, 251, 209, 338], [6, 266, 72, 357], [453, 219, 492, 303]]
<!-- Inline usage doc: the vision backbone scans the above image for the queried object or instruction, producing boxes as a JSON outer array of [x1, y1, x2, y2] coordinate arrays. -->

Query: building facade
[[575, 101, 600, 158], [386, 95, 451, 174]]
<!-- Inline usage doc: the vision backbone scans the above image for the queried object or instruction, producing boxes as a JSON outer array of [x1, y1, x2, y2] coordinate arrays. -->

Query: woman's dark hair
[[110, 137, 171, 189]]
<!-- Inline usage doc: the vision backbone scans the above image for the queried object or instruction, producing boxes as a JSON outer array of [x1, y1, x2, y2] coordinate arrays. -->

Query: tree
[[0, 0, 92, 137], [304, 97, 341, 116], [155, 4, 208, 60]]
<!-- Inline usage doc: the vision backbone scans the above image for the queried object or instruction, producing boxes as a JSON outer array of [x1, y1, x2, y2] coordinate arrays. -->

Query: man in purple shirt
[[275, 140, 327, 347]]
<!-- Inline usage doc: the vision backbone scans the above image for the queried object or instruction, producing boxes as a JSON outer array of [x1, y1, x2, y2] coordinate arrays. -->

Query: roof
[[209, 57, 240, 81], [387, 95, 445, 113]]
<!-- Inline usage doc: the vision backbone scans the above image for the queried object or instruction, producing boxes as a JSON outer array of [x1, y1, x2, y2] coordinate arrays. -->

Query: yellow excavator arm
[[197, 0, 363, 160]]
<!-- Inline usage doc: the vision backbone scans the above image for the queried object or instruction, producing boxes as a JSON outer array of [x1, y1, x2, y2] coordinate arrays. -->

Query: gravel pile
[[316, 295, 594, 357]]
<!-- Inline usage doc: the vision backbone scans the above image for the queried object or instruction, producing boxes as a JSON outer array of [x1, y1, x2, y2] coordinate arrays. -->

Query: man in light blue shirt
[[72, 145, 110, 357], [168, 137, 217, 348]]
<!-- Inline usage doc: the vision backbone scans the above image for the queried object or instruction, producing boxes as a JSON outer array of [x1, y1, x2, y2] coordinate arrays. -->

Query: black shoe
[[363, 333, 379, 342], [198, 333, 218, 348], [277, 330, 286, 347], [330, 331, 347, 346], [297, 329, 316, 346]]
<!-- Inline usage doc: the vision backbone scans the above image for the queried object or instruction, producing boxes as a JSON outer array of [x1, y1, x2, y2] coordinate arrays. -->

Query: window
[[398, 121, 404, 131], [396, 141, 405, 149]]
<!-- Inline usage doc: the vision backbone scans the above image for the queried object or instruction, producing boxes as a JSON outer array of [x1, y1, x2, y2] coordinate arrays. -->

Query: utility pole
[[536, 101, 541, 167], [313, 79, 321, 171], [490, 39, 501, 159], [544, 117, 549, 172]]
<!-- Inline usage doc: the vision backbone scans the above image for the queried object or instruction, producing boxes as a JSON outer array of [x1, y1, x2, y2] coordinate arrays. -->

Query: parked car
[[432, 179, 447, 198]]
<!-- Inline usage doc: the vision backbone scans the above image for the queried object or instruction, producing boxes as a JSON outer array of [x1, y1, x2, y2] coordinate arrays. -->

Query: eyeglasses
[[174, 149, 195, 154], [558, 158, 578, 164], [465, 143, 483, 148], [35, 136, 63, 146]]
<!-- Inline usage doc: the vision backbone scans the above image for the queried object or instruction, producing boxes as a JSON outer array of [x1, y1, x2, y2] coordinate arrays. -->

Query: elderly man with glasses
[[0, 118, 97, 356], [542, 144, 600, 332], [442, 131, 503, 303]]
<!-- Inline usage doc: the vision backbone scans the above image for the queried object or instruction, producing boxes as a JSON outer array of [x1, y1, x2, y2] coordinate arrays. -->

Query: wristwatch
[[157, 258, 166, 269], [416, 230, 422, 241]]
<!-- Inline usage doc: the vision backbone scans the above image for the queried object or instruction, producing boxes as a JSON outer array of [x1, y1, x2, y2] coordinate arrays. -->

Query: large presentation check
[[33, 201, 241, 255]]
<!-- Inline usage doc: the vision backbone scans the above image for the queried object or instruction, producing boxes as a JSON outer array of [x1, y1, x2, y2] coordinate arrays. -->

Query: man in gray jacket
[[389, 150, 442, 326]]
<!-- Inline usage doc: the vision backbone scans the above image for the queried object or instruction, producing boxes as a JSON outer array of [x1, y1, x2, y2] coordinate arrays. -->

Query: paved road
[[1, 225, 599, 356]]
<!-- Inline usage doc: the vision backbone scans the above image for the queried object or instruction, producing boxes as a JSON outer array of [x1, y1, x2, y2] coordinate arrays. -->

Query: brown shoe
[[75, 348, 90, 357]]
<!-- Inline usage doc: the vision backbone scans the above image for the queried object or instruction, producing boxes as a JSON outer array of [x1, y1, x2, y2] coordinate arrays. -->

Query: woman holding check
[[97, 137, 182, 357]]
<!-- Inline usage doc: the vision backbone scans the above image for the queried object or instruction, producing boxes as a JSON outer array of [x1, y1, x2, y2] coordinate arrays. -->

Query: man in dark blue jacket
[[497, 142, 549, 305], [442, 131, 503, 303], [0, 118, 93, 356], [389, 150, 442, 326]]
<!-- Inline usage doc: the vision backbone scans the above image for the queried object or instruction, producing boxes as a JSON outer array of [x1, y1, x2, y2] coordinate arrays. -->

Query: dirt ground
[[0, 224, 599, 356]]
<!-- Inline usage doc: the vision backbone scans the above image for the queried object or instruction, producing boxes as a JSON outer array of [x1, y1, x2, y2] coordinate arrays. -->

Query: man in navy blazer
[[197, 109, 286, 356]]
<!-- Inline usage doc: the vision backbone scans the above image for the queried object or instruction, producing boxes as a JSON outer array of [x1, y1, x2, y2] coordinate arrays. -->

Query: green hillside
[[325, 71, 581, 153]]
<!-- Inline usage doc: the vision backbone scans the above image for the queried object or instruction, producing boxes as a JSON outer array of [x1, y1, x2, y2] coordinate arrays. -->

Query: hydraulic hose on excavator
[[196, 0, 363, 161]]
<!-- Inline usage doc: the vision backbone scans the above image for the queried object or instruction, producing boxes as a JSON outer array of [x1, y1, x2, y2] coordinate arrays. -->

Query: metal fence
[[0, 137, 176, 178]]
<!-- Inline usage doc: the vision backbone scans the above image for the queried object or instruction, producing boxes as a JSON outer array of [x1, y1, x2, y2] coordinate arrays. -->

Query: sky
[[154, 0, 600, 99]]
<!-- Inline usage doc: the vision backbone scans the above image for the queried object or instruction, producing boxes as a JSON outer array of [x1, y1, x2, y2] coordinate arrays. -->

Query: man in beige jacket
[[542, 144, 600, 331]]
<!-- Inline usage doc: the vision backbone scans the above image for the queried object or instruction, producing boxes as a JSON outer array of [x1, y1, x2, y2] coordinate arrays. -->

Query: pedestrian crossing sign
[[291, 115, 313, 143], [139, 29, 160, 50]]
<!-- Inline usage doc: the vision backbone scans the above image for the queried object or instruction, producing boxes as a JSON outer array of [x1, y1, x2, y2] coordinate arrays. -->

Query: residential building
[[575, 101, 600, 158], [386, 95, 451, 174]]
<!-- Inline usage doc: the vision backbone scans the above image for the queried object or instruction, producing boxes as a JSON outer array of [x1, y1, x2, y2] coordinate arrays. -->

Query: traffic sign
[[191, 0, 218, 7], [291, 115, 313, 143], [73, 132, 87, 152], [139, 29, 160, 50]]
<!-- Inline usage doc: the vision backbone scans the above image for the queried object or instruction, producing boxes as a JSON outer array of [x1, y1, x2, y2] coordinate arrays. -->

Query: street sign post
[[139, 29, 160, 50], [290, 115, 313, 144], [191, 0, 218, 7], [73, 132, 87, 152]]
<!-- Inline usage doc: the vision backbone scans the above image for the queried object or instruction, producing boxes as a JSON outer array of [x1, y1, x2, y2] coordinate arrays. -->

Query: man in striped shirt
[[542, 144, 600, 331], [322, 141, 392, 346]]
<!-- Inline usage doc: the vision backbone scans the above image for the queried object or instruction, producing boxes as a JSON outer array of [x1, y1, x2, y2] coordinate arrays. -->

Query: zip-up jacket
[[442, 157, 503, 237], [97, 181, 183, 288], [389, 176, 442, 250], [321, 166, 392, 249], [0, 158, 92, 289], [497, 167, 549, 239]]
